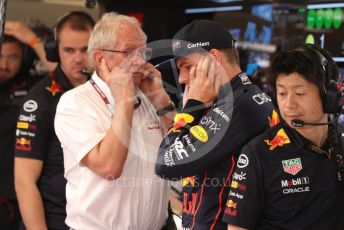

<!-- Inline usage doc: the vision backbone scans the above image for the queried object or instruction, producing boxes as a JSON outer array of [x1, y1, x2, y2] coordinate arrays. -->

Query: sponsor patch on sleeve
[[17, 122, 29, 129], [23, 100, 38, 112], [190, 125, 208, 142]]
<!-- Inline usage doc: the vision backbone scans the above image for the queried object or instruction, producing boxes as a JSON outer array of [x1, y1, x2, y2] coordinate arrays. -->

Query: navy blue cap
[[172, 20, 236, 58]]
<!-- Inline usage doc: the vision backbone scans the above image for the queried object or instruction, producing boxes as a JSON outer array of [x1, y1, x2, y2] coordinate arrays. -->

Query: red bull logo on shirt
[[16, 138, 31, 145], [15, 138, 32, 151], [264, 128, 290, 150], [170, 113, 194, 133], [226, 199, 237, 209], [46, 80, 62, 96]]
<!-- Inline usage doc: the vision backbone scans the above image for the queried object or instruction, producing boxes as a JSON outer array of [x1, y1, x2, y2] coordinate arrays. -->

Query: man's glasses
[[98, 47, 153, 61]]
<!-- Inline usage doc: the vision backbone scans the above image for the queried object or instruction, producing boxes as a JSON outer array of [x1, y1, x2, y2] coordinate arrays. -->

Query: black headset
[[303, 44, 341, 114], [22, 45, 38, 70], [44, 11, 95, 62]]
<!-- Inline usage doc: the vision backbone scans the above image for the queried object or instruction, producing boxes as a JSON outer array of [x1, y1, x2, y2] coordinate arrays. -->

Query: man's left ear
[[209, 49, 221, 63]]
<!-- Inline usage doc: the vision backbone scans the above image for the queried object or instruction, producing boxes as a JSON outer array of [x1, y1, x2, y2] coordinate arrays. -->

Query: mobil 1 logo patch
[[237, 154, 249, 168], [23, 100, 38, 112]]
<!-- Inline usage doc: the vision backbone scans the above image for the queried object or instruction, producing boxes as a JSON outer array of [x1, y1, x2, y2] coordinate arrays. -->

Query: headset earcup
[[304, 44, 340, 114], [43, 11, 95, 64], [324, 85, 341, 114], [44, 36, 60, 62], [21, 45, 37, 69]]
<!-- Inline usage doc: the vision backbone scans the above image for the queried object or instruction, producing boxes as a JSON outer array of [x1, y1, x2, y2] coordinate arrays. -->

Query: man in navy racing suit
[[155, 20, 275, 230]]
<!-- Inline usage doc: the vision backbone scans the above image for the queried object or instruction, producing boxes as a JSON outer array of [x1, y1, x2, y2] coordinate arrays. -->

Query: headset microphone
[[81, 68, 92, 76], [291, 119, 333, 127]]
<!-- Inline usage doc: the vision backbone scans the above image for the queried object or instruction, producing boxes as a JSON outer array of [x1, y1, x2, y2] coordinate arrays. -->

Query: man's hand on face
[[188, 54, 221, 104], [5, 21, 37, 46], [98, 58, 136, 106], [139, 62, 171, 109]]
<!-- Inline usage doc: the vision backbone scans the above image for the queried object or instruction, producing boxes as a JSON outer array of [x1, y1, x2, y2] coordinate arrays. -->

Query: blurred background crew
[[5, 21, 57, 73], [0, 27, 47, 229], [14, 11, 94, 230]]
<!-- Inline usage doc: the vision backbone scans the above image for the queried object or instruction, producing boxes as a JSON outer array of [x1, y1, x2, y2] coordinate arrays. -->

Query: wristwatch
[[156, 102, 175, 116]]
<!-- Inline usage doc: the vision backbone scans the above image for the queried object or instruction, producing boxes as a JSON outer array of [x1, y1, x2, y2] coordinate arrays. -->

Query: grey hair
[[87, 12, 147, 67]]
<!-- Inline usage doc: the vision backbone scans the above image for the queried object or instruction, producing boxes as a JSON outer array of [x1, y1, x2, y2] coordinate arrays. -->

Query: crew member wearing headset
[[224, 44, 344, 230], [14, 12, 95, 230]]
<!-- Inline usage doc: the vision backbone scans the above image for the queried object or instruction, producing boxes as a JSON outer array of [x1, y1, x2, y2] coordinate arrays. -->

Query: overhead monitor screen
[[305, 3, 344, 62], [251, 4, 273, 22]]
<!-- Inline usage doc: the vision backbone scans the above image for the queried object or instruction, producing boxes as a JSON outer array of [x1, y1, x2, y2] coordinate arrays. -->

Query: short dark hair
[[56, 12, 95, 42], [268, 44, 339, 100], [3, 35, 24, 48]]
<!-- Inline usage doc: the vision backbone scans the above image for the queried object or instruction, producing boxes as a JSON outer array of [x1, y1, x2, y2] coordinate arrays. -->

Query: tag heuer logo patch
[[282, 158, 302, 175]]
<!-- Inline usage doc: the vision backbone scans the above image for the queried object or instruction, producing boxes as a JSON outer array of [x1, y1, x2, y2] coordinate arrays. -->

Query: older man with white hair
[[54, 12, 174, 230]]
